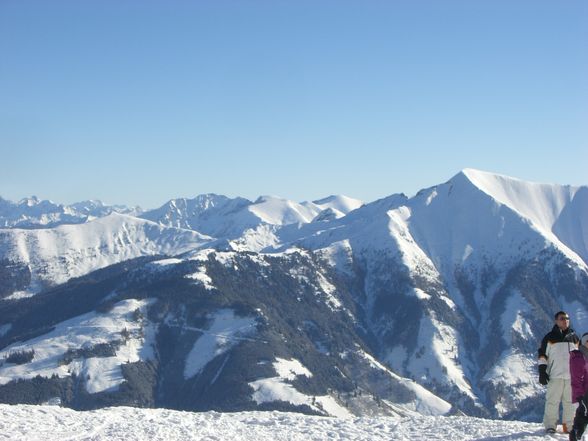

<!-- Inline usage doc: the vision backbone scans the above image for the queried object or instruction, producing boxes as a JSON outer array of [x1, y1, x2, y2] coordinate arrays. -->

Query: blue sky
[[1, 1, 587, 209]]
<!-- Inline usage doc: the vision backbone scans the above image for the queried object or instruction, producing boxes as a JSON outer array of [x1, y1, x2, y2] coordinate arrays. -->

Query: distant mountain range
[[0, 169, 586, 420], [0, 196, 141, 229]]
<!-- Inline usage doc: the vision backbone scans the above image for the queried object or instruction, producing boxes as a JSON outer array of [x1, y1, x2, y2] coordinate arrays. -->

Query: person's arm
[[538, 334, 549, 385]]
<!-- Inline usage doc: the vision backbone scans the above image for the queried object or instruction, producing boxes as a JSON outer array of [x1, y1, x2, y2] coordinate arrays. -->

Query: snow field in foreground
[[0, 404, 569, 441]]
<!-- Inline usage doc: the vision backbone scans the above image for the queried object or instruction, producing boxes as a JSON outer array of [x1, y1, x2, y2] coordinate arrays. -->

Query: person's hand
[[539, 365, 549, 385]]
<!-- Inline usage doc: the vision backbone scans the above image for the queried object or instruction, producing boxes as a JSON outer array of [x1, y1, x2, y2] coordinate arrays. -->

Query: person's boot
[[563, 423, 569, 434]]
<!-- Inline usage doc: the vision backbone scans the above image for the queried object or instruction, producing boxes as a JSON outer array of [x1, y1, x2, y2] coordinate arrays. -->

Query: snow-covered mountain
[[139, 194, 363, 238], [0, 213, 212, 298], [0, 169, 586, 420], [249, 169, 587, 417], [0, 196, 140, 229], [0, 249, 450, 417], [0, 193, 363, 298], [139, 194, 254, 238]]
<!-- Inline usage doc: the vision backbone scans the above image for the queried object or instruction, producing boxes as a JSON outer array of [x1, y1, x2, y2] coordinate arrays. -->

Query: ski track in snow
[[0, 404, 570, 441]]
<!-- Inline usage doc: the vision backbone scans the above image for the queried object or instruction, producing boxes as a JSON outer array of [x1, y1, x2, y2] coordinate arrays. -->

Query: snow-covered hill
[[0, 404, 572, 441]]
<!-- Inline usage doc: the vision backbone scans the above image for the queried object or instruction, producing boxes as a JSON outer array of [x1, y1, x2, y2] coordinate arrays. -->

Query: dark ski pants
[[572, 397, 588, 439]]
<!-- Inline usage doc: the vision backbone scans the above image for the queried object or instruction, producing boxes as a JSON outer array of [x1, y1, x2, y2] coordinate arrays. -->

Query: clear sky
[[1, 1, 587, 209]]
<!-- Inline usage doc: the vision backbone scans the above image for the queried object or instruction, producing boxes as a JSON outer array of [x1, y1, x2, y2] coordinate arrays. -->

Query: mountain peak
[[454, 169, 577, 228], [446, 168, 587, 266], [18, 196, 41, 207], [459, 168, 529, 191], [312, 195, 364, 214]]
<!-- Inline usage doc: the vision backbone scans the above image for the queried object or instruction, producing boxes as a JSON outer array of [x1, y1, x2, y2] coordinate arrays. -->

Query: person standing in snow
[[569, 333, 588, 441], [538, 311, 579, 434]]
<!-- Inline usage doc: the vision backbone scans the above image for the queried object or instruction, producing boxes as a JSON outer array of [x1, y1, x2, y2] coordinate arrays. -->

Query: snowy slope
[[183, 309, 257, 379], [0, 213, 212, 296], [248, 196, 320, 225], [460, 168, 588, 266], [312, 195, 364, 215], [301, 195, 365, 221], [0, 299, 156, 394], [0, 404, 572, 441], [249, 357, 353, 418], [250, 195, 363, 225]]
